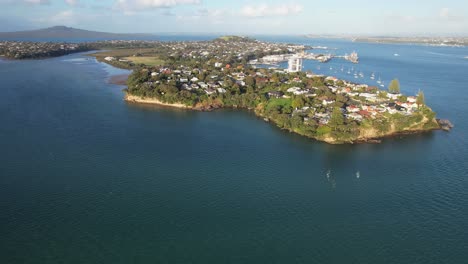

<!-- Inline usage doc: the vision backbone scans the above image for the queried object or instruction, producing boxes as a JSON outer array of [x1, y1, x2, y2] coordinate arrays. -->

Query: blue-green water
[[1, 39, 468, 263]]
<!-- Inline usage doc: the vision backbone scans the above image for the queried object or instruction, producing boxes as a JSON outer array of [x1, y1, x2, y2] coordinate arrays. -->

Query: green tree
[[245, 76, 256, 87], [388, 79, 401, 94], [329, 107, 344, 129], [291, 96, 305, 109], [417, 90, 425, 105]]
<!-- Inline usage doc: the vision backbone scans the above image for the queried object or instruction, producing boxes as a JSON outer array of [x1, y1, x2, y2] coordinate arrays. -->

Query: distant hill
[[214, 36, 256, 43], [0, 26, 154, 40]]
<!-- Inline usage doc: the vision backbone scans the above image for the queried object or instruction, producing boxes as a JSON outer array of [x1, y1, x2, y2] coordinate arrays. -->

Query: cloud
[[65, 0, 79, 6], [240, 3, 303, 17], [0, 0, 50, 4], [24, 0, 50, 4], [115, 0, 201, 12], [438, 8, 464, 22], [33, 10, 76, 24], [176, 8, 227, 24]]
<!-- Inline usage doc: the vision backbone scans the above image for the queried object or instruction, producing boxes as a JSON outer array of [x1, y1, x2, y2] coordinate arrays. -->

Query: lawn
[[123, 56, 165, 66]]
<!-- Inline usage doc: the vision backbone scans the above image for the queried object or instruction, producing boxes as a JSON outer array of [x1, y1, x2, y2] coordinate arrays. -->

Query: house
[[198, 82, 208, 89], [217, 88, 227, 93], [236, 80, 245, 86], [205, 88, 216, 95], [151, 72, 159, 77], [407, 96, 417, 103], [346, 105, 360, 113], [286, 87, 302, 93], [387, 93, 402, 100], [191, 77, 199, 82], [180, 78, 188, 83], [346, 113, 363, 121], [267, 91, 283, 98], [214, 62, 223, 68]]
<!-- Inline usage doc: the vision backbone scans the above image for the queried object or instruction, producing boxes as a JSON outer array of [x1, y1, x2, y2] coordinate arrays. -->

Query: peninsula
[[0, 35, 447, 144], [93, 37, 444, 144]]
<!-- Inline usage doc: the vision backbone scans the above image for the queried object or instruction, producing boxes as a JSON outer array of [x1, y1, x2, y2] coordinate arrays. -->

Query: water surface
[[0, 39, 467, 263]]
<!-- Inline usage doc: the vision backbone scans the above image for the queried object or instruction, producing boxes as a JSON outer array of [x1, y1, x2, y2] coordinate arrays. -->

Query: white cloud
[[115, 0, 201, 12], [65, 0, 79, 6], [33, 10, 76, 24], [240, 3, 303, 18], [438, 7, 464, 22], [24, 0, 50, 4]]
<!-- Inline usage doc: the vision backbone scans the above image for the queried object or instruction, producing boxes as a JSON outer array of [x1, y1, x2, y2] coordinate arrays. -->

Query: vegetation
[[1, 37, 439, 144], [417, 90, 425, 105], [388, 79, 401, 94]]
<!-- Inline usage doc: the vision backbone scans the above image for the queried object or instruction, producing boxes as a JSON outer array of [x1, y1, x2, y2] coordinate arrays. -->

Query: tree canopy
[[388, 79, 401, 94], [417, 90, 425, 105]]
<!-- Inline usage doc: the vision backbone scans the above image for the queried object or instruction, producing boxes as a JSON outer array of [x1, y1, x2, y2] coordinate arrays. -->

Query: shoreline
[[124, 94, 193, 109], [124, 93, 444, 144], [108, 74, 129, 85]]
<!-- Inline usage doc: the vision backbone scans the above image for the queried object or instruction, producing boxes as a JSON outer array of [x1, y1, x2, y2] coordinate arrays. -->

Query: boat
[[370, 72, 375, 80], [377, 77, 382, 84], [359, 72, 364, 78], [394, 53, 400, 57]]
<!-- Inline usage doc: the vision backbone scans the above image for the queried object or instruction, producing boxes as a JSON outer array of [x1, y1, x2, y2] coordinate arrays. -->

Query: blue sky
[[0, 0, 467, 35]]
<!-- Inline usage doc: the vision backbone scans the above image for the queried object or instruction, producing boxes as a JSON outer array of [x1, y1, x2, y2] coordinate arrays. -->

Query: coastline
[[108, 74, 129, 85], [124, 94, 193, 109], [124, 93, 443, 144]]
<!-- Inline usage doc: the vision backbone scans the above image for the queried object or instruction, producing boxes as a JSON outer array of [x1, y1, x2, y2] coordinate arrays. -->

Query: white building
[[287, 56, 303, 73]]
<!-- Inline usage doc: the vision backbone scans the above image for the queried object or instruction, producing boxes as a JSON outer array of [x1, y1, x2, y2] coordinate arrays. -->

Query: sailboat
[[370, 72, 375, 80], [377, 76, 382, 84]]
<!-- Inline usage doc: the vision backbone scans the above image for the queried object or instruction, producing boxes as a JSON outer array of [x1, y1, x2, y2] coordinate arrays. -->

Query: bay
[[0, 37, 467, 263]]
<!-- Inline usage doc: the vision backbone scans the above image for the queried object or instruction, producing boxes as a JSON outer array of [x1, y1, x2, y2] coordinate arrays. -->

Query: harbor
[[249, 50, 359, 67]]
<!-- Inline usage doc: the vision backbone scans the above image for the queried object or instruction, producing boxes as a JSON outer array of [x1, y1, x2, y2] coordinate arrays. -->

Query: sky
[[0, 0, 467, 35]]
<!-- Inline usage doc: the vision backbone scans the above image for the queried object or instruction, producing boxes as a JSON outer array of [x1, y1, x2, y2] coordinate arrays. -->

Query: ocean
[[1, 36, 467, 263]]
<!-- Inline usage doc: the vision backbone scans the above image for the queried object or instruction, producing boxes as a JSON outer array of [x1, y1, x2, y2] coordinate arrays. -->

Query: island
[[1, 35, 451, 144]]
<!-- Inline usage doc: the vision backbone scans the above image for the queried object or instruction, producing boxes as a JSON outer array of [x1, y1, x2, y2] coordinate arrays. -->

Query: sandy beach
[[124, 94, 192, 109]]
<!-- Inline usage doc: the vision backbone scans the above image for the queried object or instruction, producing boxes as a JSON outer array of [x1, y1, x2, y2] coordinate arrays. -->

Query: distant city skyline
[[0, 0, 467, 36]]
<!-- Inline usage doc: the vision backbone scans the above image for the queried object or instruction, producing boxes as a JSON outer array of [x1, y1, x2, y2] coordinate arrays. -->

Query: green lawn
[[123, 56, 165, 66]]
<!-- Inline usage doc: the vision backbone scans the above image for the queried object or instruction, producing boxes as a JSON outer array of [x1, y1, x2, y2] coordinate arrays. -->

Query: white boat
[[370, 73, 375, 80], [377, 77, 382, 84], [394, 53, 400, 57]]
